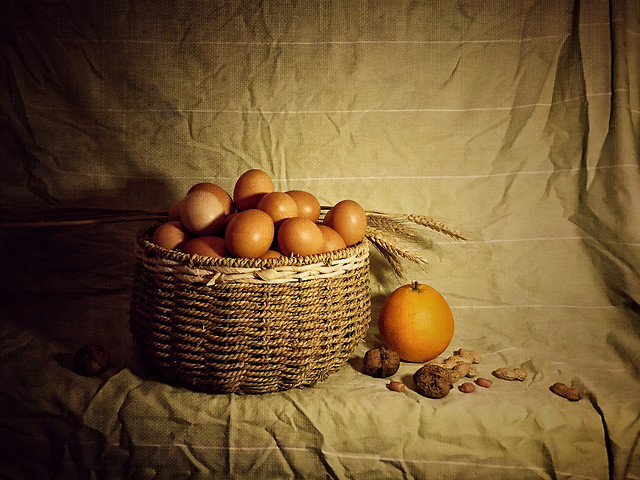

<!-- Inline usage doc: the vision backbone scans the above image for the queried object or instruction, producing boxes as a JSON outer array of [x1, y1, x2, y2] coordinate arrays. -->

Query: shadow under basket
[[129, 223, 371, 394]]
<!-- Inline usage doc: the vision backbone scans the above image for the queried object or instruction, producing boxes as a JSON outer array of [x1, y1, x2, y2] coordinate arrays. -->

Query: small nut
[[550, 382, 583, 401], [362, 346, 400, 378], [440, 357, 459, 369], [387, 381, 405, 393], [466, 364, 478, 378], [492, 367, 527, 381], [475, 377, 492, 388], [459, 382, 475, 393], [449, 362, 472, 382], [413, 364, 453, 399], [73, 344, 111, 376], [453, 348, 480, 364]]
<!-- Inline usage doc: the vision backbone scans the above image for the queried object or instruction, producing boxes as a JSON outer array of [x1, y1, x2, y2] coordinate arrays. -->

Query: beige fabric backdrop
[[1, 1, 639, 478]]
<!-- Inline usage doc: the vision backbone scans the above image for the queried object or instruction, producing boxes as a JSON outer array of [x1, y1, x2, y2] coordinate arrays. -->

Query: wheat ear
[[365, 227, 428, 265], [366, 214, 416, 239], [404, 214, 468, 241], [366, 211, 468, 241]]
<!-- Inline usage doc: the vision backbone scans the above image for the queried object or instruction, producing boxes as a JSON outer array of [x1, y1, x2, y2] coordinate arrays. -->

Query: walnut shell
[[73, 343, 111, 377], [413, 364, 453, 398], [363, 346, 400, 378]]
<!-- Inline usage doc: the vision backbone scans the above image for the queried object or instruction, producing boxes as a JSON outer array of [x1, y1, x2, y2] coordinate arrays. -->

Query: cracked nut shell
[[550, 382, 583, 401], [413, 364, 453, 398], [363, 346, 400, 378], [73, 343, 111, 376]]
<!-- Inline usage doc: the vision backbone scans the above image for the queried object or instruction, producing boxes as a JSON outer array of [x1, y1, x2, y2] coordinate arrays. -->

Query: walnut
[[362, 346, 400, 378], [73, 344, 111, 377], [413, 364, 453, 398]]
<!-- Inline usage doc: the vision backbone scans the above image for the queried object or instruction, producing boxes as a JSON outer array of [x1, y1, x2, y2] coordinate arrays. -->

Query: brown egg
[[259, 249, 283, 260], [257, 192, 299, 228], [151, 221, 191, 250], [167, 199, 183, 221], [285, 190, 321, 222], [217, 212, 236, 238], [223, 212, 237, 229], [233, 169, 274, 211], [180, 190, 226, 235], [318, 224, 347, 253], [323, 199, 367, 246], [183, 235, 228, 258], [277, 217, 325, 257], [188, 183, 234, 215], [224, 209, 274, 258]]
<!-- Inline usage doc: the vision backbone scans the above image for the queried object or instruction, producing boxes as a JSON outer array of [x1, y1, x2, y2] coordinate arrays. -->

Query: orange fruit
[[378, 281, 454, 362]]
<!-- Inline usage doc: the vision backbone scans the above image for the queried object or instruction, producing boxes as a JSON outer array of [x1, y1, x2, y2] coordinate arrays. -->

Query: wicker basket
[[129, 222, 371, 394]]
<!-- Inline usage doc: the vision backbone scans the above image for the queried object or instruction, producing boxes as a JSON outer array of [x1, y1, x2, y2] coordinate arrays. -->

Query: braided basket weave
[[129, 222, 371, 394]]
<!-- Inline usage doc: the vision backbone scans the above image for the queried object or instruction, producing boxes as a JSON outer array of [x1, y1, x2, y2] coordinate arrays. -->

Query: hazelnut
[[362, 346, 400, 378], [475, 377, 492, 388], [387, 381, 406, 393], [73, 344, 111, 376], [458, 382, 475, 393]]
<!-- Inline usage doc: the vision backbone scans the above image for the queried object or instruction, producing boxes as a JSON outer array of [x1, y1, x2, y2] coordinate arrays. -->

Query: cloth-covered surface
[[1, 0, 639, 478]]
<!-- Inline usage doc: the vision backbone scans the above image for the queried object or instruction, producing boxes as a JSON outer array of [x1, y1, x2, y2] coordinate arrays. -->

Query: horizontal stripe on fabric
[[434, 236, 640, 247], [42, 21, 639, 45], [43, 163, 639, 181], [27, 439, 597, 479], [23, 91, 620, 114], [114, 35, 563, 45], [450, 304, 618, 310]]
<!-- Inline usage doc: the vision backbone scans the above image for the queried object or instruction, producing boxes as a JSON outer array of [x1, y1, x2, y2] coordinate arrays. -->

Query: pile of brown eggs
[[152, 169, 367, 259]]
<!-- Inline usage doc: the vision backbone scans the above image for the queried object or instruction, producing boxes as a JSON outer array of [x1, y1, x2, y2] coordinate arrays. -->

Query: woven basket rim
[[137, 221, 369, 270]]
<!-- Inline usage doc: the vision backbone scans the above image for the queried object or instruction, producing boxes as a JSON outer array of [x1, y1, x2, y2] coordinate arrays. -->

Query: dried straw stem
[[0, 207, 166, 228]]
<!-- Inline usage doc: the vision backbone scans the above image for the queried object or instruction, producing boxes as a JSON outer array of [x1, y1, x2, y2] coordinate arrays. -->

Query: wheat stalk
[[366, 214, 416, 238], [0, 207, 166, 228], [404, 214, 468, 241], [363, 210, 467, 277], [369, 239, 405, 277], [365, 226, 429, 277], [365, 227, 428, 265], [366, 210, 468, 241]]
